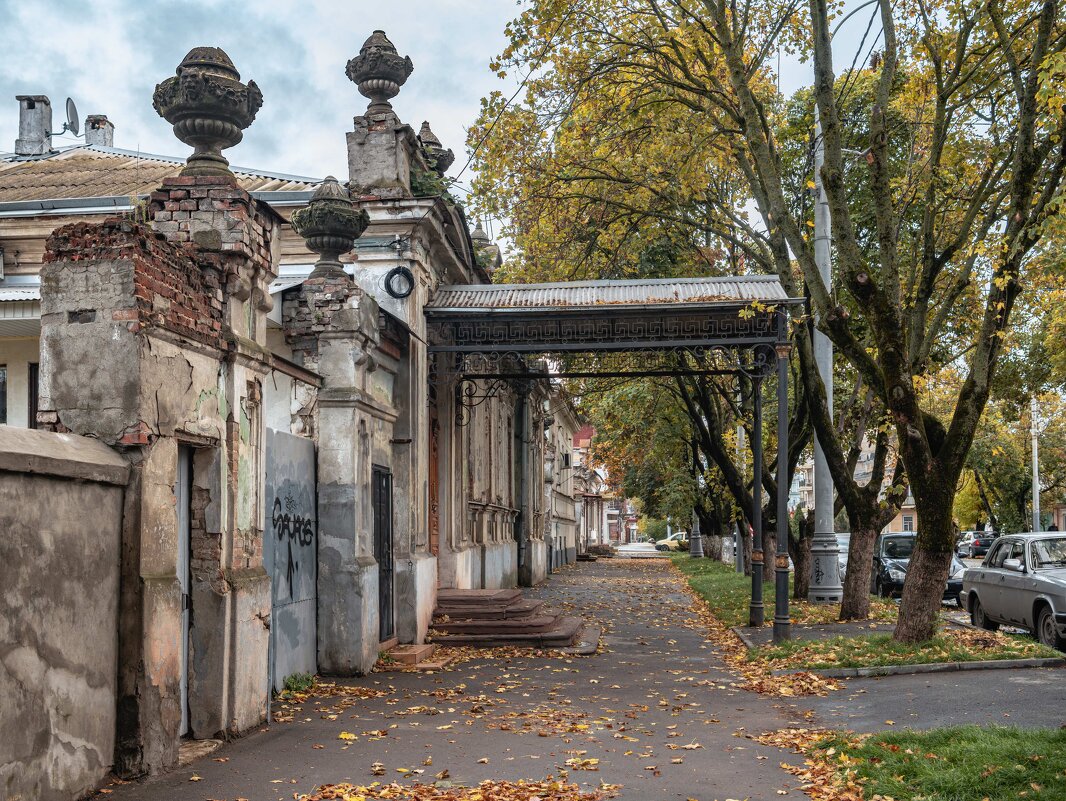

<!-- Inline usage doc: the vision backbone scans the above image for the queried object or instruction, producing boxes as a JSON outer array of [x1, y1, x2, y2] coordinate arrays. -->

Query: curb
[[729, 626, 760, 650], [771, 656, 1066, 678]]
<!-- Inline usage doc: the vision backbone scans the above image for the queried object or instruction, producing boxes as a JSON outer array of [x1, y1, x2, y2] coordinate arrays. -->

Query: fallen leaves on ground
[[669, 563, 842, 697], [274, 681, 391, 723], [301, 777, 621, 800], [752, 727, 868, 801]]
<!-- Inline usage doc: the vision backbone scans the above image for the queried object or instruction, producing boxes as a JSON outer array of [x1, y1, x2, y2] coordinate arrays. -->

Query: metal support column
[[749, 374, 765, 627], [773, 341, 792, 643]]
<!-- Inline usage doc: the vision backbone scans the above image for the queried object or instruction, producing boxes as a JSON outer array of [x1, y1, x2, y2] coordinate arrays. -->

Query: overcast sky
[[0, 0, 874, 187], [0, 0, 521, 181]]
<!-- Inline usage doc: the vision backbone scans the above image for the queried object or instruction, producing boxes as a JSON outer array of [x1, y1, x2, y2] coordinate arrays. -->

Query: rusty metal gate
[[265, 428, 317, 692], [372, 465, 394, 642]]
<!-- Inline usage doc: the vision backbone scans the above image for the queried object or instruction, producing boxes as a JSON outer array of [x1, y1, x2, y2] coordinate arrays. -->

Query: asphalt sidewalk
[[798, 664, 1066, 733], [99, 560, 811, 801]]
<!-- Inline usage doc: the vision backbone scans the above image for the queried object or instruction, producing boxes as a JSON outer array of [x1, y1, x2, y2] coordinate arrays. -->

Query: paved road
[[799, 665, 1066, 733], [100, 560, 809, 801]]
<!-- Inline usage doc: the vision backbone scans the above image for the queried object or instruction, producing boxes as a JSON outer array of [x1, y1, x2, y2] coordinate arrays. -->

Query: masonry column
[[286, 178, 387, 675]]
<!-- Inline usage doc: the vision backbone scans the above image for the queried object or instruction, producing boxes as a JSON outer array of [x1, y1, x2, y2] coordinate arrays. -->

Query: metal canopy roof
[[426, 275, 800, 358], [427, 275, 791, 313]]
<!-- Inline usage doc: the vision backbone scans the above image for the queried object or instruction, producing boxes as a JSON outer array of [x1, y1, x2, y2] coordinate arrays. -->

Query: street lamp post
[[809, 105, 843, 603], [690, 509, 704, 557]]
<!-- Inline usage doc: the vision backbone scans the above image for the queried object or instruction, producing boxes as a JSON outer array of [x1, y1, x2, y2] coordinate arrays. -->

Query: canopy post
[[773, 339, 792, 643], [749, 373, 764, 628]]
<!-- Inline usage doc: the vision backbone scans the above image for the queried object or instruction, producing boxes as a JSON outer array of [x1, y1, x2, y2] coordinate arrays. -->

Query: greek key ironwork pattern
[[428, 308, 781, 353]]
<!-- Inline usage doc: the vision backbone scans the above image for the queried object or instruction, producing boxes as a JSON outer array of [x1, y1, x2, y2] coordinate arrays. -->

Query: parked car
[[963, 533, 1066, 649], [656, 531, 688, 551], [957, 530, 997, 558], [616, 541, 669, 558], [837, 532, 851, 578], [872, 531, 966, 605]]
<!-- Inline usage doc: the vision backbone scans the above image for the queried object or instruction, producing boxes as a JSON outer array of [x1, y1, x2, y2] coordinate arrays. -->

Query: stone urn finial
[[345, 30, 414, 116], [418, 121, 455, 176], [153, 46, 263, 177], [471, 220, 490, 246], [290, 177, 370, 280]]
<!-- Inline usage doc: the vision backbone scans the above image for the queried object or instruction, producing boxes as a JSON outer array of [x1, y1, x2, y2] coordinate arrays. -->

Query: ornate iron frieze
[[428, 308, 781, 353]]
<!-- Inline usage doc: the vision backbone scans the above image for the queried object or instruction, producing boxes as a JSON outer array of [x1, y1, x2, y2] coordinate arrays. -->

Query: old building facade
[[1, 32, 603, 798]]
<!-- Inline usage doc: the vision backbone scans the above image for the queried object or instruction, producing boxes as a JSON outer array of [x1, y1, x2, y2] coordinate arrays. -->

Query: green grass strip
[[821, 725, 1066, 800]]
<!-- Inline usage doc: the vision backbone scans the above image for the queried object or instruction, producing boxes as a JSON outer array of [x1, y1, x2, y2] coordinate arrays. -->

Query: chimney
[[15, 95, 52, 155], [84, 114, 114, 147]]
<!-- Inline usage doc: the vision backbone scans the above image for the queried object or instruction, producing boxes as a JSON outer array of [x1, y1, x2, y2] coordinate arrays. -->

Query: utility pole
[[809, 106, 843, 603], [1032, 396, 1041, 532]]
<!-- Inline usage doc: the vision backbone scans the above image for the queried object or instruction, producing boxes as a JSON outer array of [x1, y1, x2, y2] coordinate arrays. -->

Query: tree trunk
[[893, 485, 956, 642], [839, 523, 878, 620], [789, 528, 812, 599]]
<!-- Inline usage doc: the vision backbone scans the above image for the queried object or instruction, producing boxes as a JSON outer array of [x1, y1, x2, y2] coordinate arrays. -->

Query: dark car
[[872, 532, 966, 605], [957, 530, 997, 558]]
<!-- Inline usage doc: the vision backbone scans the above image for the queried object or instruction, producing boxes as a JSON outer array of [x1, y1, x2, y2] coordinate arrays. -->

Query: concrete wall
[[0, 425, 129, 801], [0, 336, 39, 427]]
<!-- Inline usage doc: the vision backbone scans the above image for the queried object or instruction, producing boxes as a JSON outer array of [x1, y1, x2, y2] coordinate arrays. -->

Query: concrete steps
[[430, 615, 585, 647], [430, 588, 585, 649]]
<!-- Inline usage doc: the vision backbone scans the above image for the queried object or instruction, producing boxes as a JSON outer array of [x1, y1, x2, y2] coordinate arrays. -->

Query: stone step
[[427, 615, 584, 648], [434, 598, 544, 621], [386, 643, 438, 665], [435, 588, 522, 606], [432, 614, 561, 635]]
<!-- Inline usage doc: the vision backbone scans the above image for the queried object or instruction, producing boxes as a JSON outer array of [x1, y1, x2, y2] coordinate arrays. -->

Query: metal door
[[264, 429, 317, 692], [372, 466, 394, 641], [176, 446, 192, 736]]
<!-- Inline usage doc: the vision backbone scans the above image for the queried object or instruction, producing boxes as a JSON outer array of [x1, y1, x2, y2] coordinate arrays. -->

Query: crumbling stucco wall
[[0, 425, 129, 801], [37, 177, 278, 777]]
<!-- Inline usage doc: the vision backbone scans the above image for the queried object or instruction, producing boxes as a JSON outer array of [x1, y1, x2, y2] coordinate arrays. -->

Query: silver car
[[962, 533, 1066, 649]]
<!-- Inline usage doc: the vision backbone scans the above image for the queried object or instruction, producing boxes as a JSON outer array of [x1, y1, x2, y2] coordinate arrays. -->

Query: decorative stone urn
[[153, 47, 263, 177], [345, 30, 414, 115], [418, 121, 455, 176], [290, 177, 369, 279]]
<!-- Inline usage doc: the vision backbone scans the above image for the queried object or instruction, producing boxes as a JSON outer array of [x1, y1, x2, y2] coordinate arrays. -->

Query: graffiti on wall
[[272, 494, 314, 599]]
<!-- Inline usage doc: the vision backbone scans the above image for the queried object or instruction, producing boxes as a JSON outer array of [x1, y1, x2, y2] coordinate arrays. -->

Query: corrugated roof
[[0, 145, 320, 202], [0, 275, 41, 303], [427, 276, 792, 311]]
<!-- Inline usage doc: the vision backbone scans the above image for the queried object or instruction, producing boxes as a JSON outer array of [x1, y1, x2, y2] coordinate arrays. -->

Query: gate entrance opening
[[426, 276, 801, 643]]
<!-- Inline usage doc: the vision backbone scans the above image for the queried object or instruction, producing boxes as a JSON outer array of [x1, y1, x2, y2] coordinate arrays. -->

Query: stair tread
[[434, 598, 544, 620], [436, 588, 522, 605], [433, 614, 561, 634]]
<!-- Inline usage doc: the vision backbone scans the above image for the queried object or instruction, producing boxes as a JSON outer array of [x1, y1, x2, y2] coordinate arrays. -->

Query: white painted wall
[[0, 336, 39, 428]]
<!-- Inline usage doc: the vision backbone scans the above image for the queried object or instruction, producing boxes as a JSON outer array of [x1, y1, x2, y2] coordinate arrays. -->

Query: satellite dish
[[65, 97, 80, 136]]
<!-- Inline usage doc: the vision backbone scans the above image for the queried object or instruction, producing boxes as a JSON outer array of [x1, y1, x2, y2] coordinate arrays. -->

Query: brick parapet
[[43, 219, 223, 347], [149, 176, 276, 311]]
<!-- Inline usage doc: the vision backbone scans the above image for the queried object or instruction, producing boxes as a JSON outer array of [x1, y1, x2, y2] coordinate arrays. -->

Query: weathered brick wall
[[43, 219, 223, 347], [149, 176, 277, 323]]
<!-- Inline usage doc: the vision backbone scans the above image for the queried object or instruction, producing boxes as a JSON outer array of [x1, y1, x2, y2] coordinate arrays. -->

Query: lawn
[[671, 554, 896, 628], [672, 556, 1059, 670], [818, 726, 1066, 800], [753, 630, 1058, 670]]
